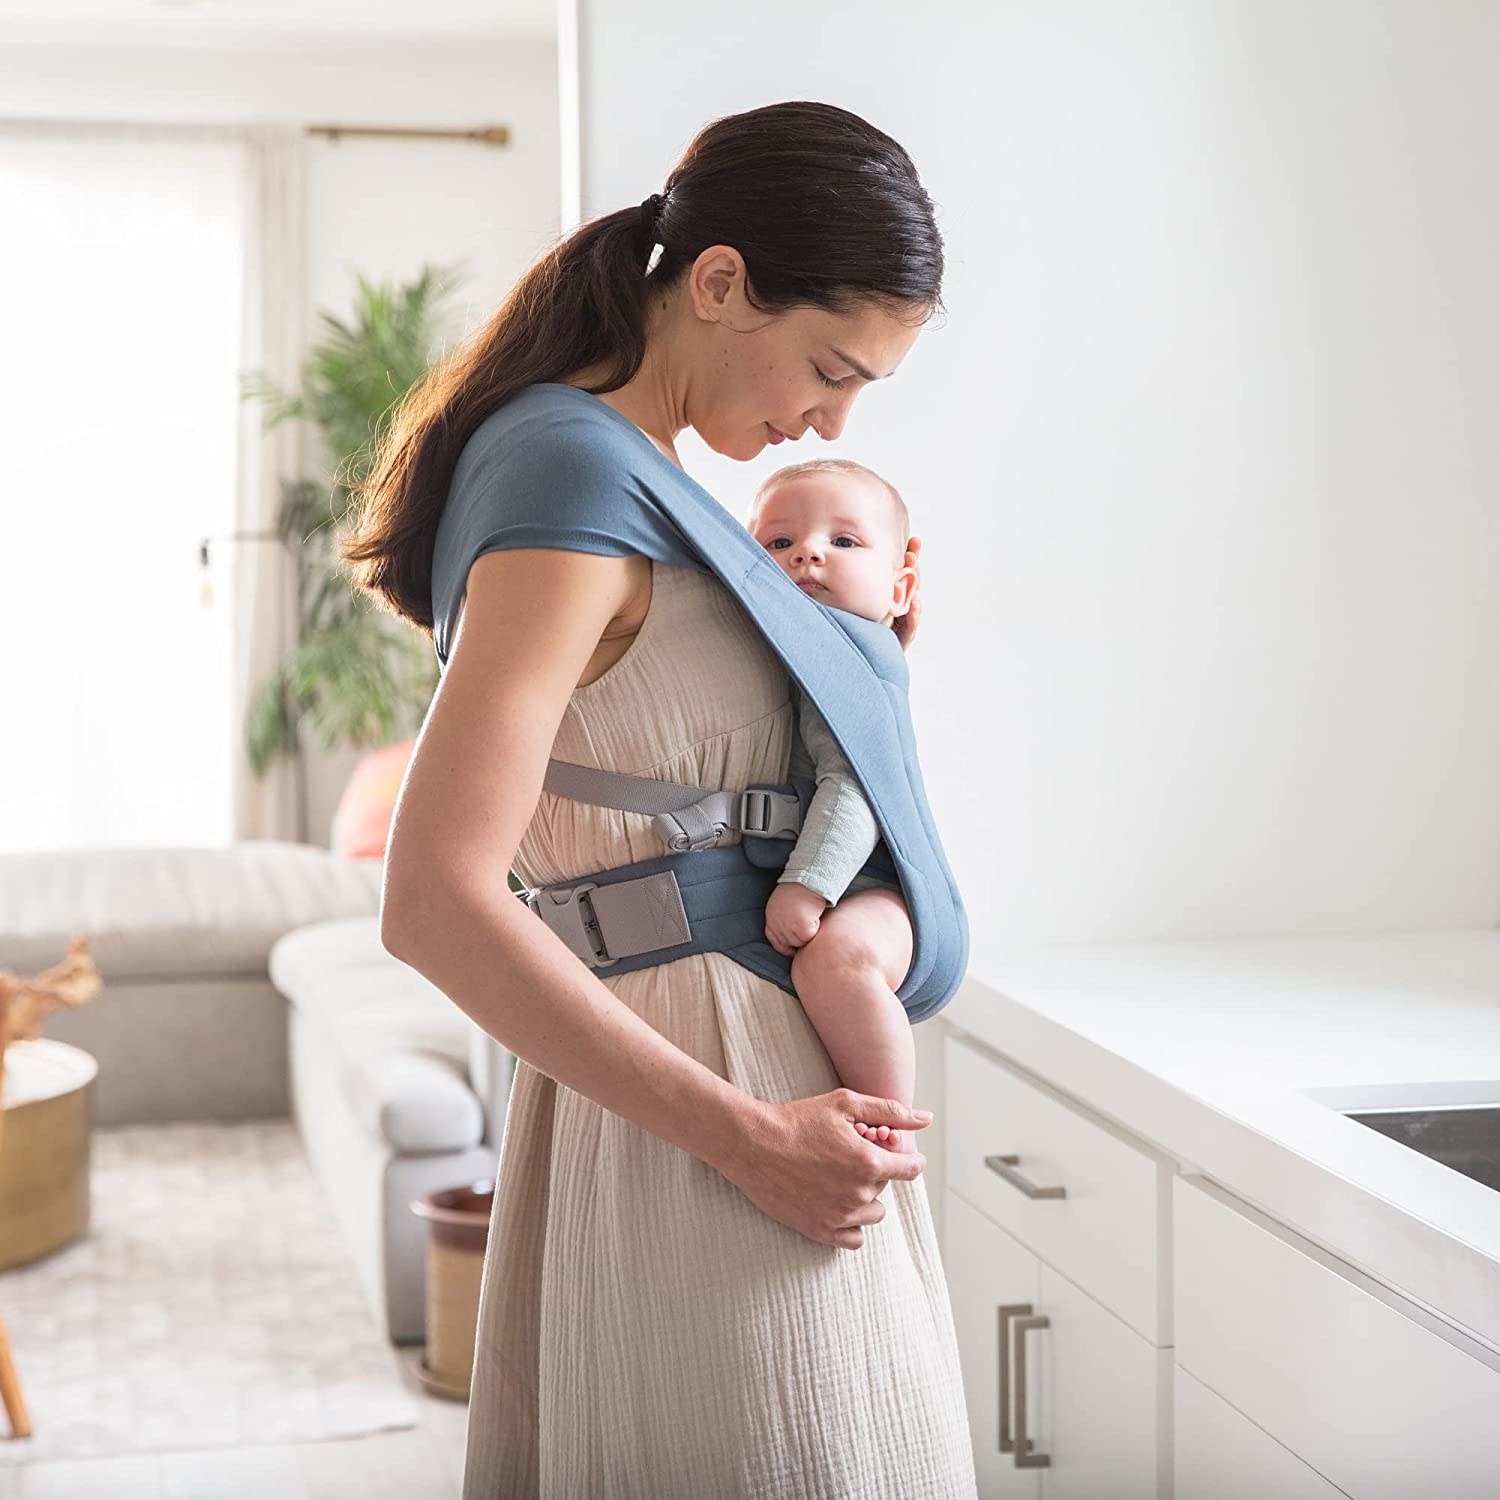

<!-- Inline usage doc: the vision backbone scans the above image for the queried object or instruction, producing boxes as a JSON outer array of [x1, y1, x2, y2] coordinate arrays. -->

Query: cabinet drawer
[[1175, 1364, 1346, 1499], [1175, 1175, 1500, 1498], [1035, 1262, 1165, 1500], [945, 1188, 1042, 1498], [944, 1189, 1164, 1499], [945, 1034, 1166, 1343]]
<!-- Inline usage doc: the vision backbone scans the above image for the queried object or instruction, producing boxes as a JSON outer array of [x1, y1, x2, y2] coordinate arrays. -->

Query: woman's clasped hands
[[717, 1088, 934, 1251]]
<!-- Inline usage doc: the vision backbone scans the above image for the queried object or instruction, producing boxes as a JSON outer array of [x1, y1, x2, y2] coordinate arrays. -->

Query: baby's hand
[[764, 881, 828, 956]]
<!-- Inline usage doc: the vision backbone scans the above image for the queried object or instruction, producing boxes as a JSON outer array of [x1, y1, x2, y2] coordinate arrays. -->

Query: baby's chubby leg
[[787, 886, 918, 1154]]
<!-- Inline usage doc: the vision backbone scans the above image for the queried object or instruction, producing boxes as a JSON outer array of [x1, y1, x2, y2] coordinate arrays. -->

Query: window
[[0, 129, 246, 852]]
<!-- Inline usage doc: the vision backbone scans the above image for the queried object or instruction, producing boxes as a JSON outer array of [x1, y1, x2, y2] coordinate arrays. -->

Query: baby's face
[[750, 474, 913, 625]]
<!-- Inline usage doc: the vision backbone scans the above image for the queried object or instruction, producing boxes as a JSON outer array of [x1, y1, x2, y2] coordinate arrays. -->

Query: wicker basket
[[410, 1179, 494, 1400]]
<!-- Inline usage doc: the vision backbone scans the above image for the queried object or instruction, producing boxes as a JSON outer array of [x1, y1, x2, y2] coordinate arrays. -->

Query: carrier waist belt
[[517, 843, 785, 978]]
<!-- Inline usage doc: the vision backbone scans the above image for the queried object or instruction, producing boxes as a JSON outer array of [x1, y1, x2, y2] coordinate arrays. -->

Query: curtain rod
[[305, 124, 510, 146]]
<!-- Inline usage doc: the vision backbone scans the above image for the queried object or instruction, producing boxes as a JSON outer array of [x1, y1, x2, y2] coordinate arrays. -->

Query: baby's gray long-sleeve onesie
[[779, 687, 898, 907]]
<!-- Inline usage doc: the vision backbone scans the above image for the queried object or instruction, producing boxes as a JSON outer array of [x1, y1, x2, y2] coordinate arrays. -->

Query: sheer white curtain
[[0, 122, 308, 854], [233, 125, 308, 846]]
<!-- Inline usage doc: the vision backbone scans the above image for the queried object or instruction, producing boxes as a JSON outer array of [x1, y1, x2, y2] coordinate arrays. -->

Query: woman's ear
[[689, 246, 747, 323]]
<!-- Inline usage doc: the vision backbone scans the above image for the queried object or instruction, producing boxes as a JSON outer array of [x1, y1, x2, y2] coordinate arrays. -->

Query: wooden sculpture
[[0, 935, 104, 1442]]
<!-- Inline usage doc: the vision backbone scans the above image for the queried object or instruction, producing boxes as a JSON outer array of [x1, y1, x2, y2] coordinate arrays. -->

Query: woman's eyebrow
[[827, 346, 890, 381]]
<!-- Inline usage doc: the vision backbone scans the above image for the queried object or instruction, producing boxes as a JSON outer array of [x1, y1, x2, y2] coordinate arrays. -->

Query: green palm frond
[[240, 263, 462, 779]]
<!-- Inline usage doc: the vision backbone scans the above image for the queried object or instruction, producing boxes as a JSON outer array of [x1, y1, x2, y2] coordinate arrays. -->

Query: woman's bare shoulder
[[383, 546, 644, 938]]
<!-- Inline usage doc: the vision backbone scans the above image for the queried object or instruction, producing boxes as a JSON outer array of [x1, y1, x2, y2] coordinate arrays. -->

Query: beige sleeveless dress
[[461, 560, 977, 1500]]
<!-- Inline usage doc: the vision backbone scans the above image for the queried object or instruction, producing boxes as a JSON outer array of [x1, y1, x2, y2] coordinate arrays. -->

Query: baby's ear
[[890, 562, 918, 617]]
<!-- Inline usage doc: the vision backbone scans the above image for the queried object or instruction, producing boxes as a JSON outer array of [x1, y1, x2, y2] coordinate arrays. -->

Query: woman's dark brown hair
[[339, 99, 945, 633]]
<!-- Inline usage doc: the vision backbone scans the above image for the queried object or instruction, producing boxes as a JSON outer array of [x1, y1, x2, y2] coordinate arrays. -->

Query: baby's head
[[747, 459, 916, 626]]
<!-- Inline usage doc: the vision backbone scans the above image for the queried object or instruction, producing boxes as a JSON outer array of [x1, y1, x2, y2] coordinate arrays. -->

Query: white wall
[[571, 0, 1500, 969], [3, 30, 560, 845]]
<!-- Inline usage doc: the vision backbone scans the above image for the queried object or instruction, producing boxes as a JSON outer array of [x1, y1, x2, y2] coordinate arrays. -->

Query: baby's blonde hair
[[747, 458, 910, 561]]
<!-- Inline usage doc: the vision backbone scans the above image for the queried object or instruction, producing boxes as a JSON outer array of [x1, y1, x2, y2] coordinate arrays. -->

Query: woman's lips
[[765, 423, 786, 445]]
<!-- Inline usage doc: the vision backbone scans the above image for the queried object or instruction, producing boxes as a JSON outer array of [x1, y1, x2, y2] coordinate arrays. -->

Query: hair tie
[[638, 192, 667, 240]]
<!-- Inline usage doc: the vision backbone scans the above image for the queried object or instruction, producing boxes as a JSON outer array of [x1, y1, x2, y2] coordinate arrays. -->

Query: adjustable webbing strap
[[543, 759, 803, 853], [516, 843, 783, 977]]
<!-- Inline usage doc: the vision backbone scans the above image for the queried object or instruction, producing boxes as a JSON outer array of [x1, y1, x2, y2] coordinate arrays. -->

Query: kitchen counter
[[942, 929, 1500, 1354]]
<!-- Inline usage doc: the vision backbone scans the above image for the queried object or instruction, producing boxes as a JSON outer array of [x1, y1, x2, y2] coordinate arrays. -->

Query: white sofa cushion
[[270, 915, 484, 1154], [1, 841, 383, 980]]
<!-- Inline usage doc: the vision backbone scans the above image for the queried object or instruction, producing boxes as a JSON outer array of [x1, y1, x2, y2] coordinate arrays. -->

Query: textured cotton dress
[[459, 557, 978, 1499]]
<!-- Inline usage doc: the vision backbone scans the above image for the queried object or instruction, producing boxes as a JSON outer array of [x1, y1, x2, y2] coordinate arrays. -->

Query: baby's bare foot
[[854, 1121, 916, 1154]]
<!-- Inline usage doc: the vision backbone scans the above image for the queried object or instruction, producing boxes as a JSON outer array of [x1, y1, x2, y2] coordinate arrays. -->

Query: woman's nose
[[807, 400, 852, 443]]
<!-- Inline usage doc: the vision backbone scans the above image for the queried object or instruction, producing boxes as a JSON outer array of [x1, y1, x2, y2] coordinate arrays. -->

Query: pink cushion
[[330, 737, 416, 860]]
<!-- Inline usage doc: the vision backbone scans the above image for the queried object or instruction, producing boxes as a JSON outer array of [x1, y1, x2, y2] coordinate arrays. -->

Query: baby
[[746, 458, 922, 1155]]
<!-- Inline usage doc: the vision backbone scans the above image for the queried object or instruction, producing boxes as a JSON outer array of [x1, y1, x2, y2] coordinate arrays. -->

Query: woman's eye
[[814, 368, 848, 391]]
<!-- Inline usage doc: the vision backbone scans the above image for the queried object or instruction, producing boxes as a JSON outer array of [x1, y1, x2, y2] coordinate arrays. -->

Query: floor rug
[[0, 1120, 419, 1464]]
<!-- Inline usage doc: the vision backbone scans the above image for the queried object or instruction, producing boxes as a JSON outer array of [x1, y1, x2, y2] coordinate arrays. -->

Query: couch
[[0, 840, 511, 1345]]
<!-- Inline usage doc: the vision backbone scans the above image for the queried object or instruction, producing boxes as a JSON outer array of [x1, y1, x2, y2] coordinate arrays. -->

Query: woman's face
[[681, 247, 926, 461]]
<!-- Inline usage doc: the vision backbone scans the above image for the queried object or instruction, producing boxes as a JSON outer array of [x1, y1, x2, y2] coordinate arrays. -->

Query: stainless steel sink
[[1300, 1081, 1500, 1194]]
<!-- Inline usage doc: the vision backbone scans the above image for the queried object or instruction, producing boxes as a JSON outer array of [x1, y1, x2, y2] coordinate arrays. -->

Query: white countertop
[[942, 930, 1500, 1354]]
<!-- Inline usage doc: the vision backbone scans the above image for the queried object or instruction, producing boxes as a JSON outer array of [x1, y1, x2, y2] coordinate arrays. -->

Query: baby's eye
[[833, 537, 858, 548], [768, 538, 790, 550], [814, 368, 849, 391]]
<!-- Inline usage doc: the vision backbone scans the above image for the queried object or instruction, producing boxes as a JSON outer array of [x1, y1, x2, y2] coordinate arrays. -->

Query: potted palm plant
[[239, 263, 465, 777]]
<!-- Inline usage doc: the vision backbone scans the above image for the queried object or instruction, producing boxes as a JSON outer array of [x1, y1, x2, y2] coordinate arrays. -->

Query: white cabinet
[[944, 1034, 1170, 1344], [945, 1189, 1164, 1498], [1174, 1174, 1500, 1499], [1034, 1262, 1166, 1500], [946, 1188, 1043, 1498], [1174, 1364, 1347, 1500], [942, 990, 1500, 1500]]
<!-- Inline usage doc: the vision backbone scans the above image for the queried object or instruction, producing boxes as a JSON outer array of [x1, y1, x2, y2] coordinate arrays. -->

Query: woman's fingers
[[833, 1194, 891, 1251], [842, 1089, 933, 1133], [721, 1091, 929, 1250]]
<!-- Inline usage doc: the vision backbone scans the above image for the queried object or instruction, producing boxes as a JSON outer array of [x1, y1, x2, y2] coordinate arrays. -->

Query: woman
[[345, 100, 977, 1499]]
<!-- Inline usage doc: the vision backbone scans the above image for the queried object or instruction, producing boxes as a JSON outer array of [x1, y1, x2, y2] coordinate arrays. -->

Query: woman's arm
[[380, 546, 757, 1177]]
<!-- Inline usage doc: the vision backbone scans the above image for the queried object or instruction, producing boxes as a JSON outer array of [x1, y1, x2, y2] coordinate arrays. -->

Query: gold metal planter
[[0, 1040, 96, 1271]]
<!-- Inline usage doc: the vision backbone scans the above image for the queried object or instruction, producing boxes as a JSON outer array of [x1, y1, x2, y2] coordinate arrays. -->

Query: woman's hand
[[764, 881, 827, 956], [717, 1090, 934, 1250], [892, 534, 923, 653]]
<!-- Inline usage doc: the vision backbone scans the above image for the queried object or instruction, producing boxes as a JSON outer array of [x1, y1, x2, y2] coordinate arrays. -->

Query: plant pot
[[0, 1040, 96, 1271], [410, 1179, 494, 1401]]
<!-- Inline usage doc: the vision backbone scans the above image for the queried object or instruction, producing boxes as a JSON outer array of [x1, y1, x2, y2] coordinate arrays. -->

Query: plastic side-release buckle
[[531, 881, 609, 966], [739, 785, 802, 840], [521, 871, 692, 968]]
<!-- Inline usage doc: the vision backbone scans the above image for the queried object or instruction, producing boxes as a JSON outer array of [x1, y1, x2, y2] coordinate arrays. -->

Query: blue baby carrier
[[430, 383, 967, 1024]]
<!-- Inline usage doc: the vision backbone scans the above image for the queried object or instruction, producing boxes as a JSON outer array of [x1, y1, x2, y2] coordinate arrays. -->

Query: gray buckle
[[739, 787, 801, 840], [520, 871, 692, 968], [532, 881, 610, 967], [649, 786, 801, 853]]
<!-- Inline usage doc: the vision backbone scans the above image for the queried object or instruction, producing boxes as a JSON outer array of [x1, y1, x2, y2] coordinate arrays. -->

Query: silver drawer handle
[[984, 1153, 1067, 1200], [997, 1304, 1053, 1469], [997, 1303, 1030, 1456], [1013, 1313, 1052, 1469]]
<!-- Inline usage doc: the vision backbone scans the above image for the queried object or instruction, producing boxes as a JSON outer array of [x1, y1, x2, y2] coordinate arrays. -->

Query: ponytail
[[340, 101, 943, 633]]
